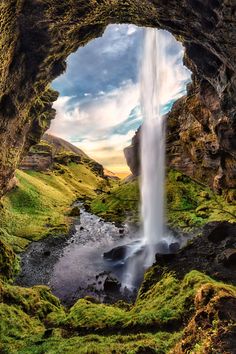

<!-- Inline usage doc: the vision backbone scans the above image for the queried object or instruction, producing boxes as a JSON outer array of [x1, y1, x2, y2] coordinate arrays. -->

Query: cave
[[1, 2, 236, 353], [0, 0, 236, 196]]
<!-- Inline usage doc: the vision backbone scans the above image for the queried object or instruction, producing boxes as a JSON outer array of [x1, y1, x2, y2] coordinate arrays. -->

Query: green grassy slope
[[90, 170, 236, 229], [0, 162, 111, 252], [90, 178, 140, 224], [0, 136, 235, 354]]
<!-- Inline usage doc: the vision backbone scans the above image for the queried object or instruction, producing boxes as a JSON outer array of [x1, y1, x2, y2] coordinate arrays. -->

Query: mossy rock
[[68, 206, 80, 217], [0, 239, 19, 281]]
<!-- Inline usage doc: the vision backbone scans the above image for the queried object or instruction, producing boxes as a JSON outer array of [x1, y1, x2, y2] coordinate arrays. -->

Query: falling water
[[122, 29, 190, 288], [140, 29, 167, 266]]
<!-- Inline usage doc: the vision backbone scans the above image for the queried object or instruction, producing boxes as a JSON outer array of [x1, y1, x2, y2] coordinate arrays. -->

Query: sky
[[49, 24, 191, 173]]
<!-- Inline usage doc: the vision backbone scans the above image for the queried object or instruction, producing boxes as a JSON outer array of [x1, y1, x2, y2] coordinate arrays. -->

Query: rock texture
[[153, 221, 236, 285], [0, 1, 236, 195], [20, 133, 104, 177], [125, 84, 236, 192]]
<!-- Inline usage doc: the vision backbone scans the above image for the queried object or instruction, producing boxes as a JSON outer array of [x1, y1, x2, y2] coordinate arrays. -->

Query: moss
[[90, 178, 140, 223], [166, 169, 236, 230], [0, 303, 44, 354], [16, 332, 182, 354], [0, 161, 110, 251], [0, 270, 235, 353], [59, 271, 236, 334], [90, 169, 236, 230], [1, 281, 62, 319], [0, 239, 19, 281]]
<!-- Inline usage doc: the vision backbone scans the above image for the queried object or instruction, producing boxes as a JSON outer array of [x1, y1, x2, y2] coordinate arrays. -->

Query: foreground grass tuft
[[1, 270, 235, 353]]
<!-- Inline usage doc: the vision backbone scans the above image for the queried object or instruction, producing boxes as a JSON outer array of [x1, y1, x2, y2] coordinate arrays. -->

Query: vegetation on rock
[[0, 136, 235, 353], [1, 270, 235, 353], [0, 158, 112, 252], [90, 169, 236, 230], [90, 178, 140, 224]]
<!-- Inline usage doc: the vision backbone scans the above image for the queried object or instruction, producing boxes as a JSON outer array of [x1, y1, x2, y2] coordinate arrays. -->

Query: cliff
[[125, 84, 236, 194], [0, 1, 236, 196], [20, 133, 104, 177]]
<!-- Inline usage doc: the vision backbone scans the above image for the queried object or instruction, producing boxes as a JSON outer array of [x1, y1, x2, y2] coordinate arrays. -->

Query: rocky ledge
[[125, 84, 236, 192], [20, 133, 104, 177]]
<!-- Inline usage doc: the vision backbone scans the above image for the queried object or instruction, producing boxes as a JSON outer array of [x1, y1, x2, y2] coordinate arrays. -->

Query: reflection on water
[[50, 208, 143, 303], [17, 207, 181, 305]]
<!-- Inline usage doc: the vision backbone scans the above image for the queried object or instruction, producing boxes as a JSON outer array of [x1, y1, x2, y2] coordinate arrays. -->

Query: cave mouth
[[49, 24, 191, 176], [14, 24, 193, 305]]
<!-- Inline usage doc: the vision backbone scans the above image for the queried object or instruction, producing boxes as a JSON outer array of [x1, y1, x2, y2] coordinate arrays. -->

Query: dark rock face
[[124, 130, 141, 177], [125, 86, 236, 190], [151, 222, 236, 285], [104, 245, 127, 261], [206, 221, 236, 243], [0, 1, 236, 195], [103, 275, 121, 293], [68, 206, 81, 217]]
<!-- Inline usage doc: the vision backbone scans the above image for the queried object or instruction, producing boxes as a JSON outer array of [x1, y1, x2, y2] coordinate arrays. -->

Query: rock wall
[[125, 82, 236, 192], [0, 1, 236, 195], [20, 134, 104, 177]]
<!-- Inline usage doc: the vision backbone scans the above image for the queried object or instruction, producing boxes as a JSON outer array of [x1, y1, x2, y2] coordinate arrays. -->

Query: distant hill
[[20, 134, 104, 177], [42, 134, 88, 158]]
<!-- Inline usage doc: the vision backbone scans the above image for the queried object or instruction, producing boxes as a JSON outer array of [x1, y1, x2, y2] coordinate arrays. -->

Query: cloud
[[74, 131, 136, 172], [49, 25, 191, 172], [49, 82, 140, 141], [52, 24, 143, 99]]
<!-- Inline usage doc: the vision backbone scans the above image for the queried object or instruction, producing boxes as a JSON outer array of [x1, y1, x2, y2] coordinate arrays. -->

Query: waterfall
[[140, 29, 167, 266], [122, 28, 190, 288]]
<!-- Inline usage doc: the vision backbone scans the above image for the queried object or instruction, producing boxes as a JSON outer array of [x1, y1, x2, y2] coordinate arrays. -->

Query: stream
[[16, 207, 143, 305]]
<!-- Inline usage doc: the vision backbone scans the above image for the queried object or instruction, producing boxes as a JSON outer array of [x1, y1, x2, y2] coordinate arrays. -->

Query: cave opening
[[14, 24, 192, 305], [2, 3, 236, 353]]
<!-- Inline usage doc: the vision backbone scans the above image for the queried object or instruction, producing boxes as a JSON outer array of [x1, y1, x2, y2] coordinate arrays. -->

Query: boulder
[[169, 242, 180, 254], [104, 245, 127, 261], [222, 249, 236, 267], [207, 222, 236, 243], [69, 206, 80, 217], [104, 276, 121, 293]]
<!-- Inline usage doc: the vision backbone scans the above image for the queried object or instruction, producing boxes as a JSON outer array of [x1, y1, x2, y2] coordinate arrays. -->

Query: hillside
[[0, 135, 116, 252]]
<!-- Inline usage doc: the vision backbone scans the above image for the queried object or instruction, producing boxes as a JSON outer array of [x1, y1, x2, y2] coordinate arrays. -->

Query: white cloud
[[74, 131, 136, 172], [49, 26, 191, 173], [49, 82, 139, 141]]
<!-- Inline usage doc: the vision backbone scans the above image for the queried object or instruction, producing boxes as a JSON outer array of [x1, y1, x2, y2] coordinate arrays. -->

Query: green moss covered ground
[[1, 270, 235, 353], [90, 169, 236, 230], [166, 170, 236, 229], [0, 156, 235, 353], [0, 161, 110, 252], [90, 178, 140, 224]]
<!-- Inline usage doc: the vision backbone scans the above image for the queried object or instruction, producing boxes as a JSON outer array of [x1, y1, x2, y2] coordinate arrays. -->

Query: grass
[[1, 270, 235, 353], [16, 332, 182, 354], [0, 161, 110, 252], [90, 169, 236, 230], [90, 178, 140, 223], [166, 170, 236, 230]]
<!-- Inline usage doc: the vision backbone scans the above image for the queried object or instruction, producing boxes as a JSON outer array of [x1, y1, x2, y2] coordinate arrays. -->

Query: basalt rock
[[20, 133, 104, 174], [0, 1, 236, 195], [125, 85, 236, 191], [150, 221, 236, 286]]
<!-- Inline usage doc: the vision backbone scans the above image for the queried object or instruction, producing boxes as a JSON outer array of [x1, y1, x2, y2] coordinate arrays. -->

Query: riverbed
[[16, 207, 142, 305]]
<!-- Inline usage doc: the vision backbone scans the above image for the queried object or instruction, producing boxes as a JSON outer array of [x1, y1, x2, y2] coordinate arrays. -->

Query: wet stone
[[104, 276, 121, 293], [104, 245, 127, 261], [222, 249, 236, 267]]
